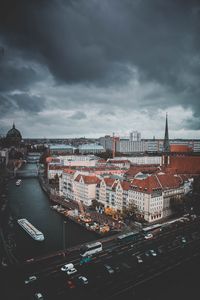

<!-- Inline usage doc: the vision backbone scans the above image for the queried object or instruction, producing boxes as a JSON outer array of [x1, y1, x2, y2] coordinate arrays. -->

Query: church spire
[[13, 122, 15, 129], [163, 113, 170, 153]]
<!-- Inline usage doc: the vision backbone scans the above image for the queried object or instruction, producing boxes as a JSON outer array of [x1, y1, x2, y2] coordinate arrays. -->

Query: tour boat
[[17, 219, 44, 241]]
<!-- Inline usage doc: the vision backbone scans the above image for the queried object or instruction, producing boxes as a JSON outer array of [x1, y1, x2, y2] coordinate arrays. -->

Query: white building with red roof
[[74, 174, 101, 206], [96, 178, 131, 212]]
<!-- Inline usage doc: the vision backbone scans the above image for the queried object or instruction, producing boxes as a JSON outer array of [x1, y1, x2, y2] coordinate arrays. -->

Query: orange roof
[[165, 156, 200, 175], [170, 145, 192, 153], [157, 174, 182, 189], [126, 165, 160, 178], [120, 181, 131, 191], [75, 174, 100, 184], [131, 173, 183, 194], [104, 178, 116, 186], [131, 176, 160, 193], [63, 169, 76, 174]]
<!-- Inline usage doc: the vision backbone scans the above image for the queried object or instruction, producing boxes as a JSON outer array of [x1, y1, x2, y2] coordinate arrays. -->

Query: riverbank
[[39, 175, 126, 237]]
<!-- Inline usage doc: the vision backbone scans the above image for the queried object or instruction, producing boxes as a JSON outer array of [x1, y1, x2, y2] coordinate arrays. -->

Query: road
[[4, 215, 200, 300]]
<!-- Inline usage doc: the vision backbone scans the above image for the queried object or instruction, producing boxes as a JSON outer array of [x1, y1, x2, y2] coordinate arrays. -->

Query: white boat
[[17, 219, 44, 241], [16, 179, 22, 186]]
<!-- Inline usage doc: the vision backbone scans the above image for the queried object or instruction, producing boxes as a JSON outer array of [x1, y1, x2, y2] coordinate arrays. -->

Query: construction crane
[[112, 132, 115, 158]]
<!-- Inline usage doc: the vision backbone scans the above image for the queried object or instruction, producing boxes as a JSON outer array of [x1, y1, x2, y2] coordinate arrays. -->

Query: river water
[[8, 163, 97, 261]]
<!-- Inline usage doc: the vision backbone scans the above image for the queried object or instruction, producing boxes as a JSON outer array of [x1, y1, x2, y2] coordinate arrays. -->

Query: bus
[[80, 241, 103, 257], [142, 224, 162, 234], [117, 231, 142, 243]]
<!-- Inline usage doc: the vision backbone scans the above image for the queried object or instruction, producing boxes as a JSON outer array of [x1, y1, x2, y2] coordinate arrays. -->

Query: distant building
[[48, 144, 76, 155], [78, 143, 105, 154], [6, 123, 22, 147]]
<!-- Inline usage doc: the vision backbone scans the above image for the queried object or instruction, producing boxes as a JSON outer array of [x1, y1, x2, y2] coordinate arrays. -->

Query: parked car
[[24, 275, 37, 284]]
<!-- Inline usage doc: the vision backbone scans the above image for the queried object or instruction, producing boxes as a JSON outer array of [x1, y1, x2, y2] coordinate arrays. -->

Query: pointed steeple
[[163, 113, 170, 153], [13, 122, 15, 129]]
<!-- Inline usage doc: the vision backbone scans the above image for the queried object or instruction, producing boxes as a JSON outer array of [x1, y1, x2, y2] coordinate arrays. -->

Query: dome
[[6, 123, 22, 139]]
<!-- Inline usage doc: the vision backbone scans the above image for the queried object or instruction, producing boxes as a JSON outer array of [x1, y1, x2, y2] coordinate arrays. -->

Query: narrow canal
[[8, 163, 97, 261]]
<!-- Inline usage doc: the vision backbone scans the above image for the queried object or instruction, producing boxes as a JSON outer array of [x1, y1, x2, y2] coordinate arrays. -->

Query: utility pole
[[63, 221, 67, 252]]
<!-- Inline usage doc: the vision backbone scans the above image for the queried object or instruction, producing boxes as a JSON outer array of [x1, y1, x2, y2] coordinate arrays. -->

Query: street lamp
[[63, 221, 67, 251]]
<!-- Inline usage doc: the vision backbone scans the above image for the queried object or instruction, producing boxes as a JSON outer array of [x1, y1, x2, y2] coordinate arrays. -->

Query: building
[[48, 144, 76, 155], [0, 149, 9, 166], [78, 143, 105, 154], [59, 168, 78, 200], [6, 123, 22, 147], [96, 178, 131, 212], [74, 174, 100, 206], [130, 131, 141, 141]]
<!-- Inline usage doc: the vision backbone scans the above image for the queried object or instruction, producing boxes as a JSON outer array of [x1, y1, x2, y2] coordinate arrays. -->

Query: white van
[[61, 263, 77, 275]]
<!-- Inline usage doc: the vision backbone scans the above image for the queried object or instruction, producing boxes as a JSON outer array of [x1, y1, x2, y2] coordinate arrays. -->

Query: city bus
[[142, 224, 162, 234], [117, 231, 142, 243], [80, 241, 103, 257]]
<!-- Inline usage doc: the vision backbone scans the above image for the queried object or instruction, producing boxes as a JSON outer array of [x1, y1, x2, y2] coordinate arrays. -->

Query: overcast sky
[[0, 0, 200, 139]]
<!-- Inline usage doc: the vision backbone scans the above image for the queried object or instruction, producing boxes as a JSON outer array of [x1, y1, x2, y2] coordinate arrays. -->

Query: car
[[66, 267, 77, 275], [149, 249, 157, 256], [61, 263, 77, 275], [136, 255, 143, 263], [145, 251, 150, 257], [144, 233, 153, 240], [78, 276, 88, 285], [34, 293, 44, 300], [104, 264, 115, 274], [181, 237, 186, 243], [24, 275, 37, 284], [61, 263, 74, 272]]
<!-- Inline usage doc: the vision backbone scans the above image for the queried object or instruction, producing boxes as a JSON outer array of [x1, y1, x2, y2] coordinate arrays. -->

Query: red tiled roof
[[126, 165, 160, 178], [165, 156, 200, 175], [104, 178, 116, 186], [131, 173, 183, 193], [131, 176, 160, 193], [75, 174, 100, 184], [156, 174, 182, 189], [120, 181, 131, 191], [63, 169, 76, 174]]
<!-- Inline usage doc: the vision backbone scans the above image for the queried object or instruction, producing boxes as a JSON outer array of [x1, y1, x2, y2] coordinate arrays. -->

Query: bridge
[[8, 166, 41, 178], [26, 152, 41, 163]]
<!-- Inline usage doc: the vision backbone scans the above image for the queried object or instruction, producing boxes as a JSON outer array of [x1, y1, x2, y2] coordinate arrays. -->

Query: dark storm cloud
[[0, 92, 45, 116], [1, 0, 199, 85], [0, 0, 200, 135]]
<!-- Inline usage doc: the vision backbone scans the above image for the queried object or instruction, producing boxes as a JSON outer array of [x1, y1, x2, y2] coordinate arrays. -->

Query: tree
[[122, 203, 140, 221]]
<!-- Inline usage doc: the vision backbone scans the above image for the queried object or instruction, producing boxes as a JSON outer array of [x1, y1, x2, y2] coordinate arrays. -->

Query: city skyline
[[0, 0, 200, 139]]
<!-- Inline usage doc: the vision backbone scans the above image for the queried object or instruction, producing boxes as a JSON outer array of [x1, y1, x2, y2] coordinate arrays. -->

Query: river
[[8, 163, 97, 261]]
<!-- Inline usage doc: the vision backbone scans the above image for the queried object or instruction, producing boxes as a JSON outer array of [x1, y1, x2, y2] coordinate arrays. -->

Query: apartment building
[[74, 174, 100, 206], [96, 178, 131, 212]]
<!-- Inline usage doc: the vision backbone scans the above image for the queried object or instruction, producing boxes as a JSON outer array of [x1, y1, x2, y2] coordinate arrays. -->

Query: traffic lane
[[27, 234, 200, 300], [22, 218, 200, 279]]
